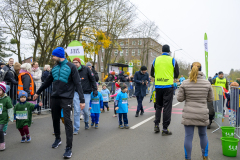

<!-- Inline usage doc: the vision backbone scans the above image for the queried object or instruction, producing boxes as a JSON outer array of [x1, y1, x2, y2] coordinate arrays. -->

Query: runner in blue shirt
[[115, 84, 129, 129], [100, 83, 110, 112]]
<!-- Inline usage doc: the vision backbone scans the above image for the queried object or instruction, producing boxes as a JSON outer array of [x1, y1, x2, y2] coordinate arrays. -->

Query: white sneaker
[[80, 115, 84, 120], [4, 132, 6, 136]]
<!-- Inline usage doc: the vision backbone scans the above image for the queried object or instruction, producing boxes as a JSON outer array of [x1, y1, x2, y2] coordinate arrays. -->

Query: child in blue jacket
[[115, 84, 129, 129], [90, 90, 103, 129], [173, 80, 178, 95], [100, 83, 110, 112]]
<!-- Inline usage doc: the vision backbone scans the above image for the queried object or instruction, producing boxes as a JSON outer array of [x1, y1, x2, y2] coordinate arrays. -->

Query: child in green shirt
[[0, 82, 13, 151], [14, 91, 42, 143]]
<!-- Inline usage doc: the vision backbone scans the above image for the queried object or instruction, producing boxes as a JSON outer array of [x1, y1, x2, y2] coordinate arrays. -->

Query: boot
[[140, 110, 144, 115], [135, 112, 139, 117], [207, 124, 211, 129], [202, 156, 211, 160]]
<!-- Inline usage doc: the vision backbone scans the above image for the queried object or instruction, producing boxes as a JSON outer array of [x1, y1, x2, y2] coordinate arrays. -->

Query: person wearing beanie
[[150, 44, 179, 135], [0, 62, 5, 70], [0, 82, 13, 151], [86, 62, 99, 82], [100, 83, 110, 112], [133, 66, 150, 117], [14, 91, 42, 143], [110, 82, 121, 117], [72, 57, 97, 133], [115, 83, 129, 129], [33, 47, 85, 158]]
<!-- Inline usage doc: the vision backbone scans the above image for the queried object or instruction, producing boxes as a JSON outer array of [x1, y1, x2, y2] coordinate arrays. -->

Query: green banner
[[204, 33, 208, 79], [66, 40, 85, 65]]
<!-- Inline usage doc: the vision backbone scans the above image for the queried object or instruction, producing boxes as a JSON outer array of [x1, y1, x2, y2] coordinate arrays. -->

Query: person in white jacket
[[31, 62, 42, 115]]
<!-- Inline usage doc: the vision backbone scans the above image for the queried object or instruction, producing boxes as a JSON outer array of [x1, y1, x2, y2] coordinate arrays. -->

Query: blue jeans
[[73, 93, 90, 132], [118, 113, 128, 125], [91, 113, 100, 124]]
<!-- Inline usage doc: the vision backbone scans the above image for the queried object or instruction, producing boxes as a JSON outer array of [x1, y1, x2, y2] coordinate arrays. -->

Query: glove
[[93, 90, 98, 97]]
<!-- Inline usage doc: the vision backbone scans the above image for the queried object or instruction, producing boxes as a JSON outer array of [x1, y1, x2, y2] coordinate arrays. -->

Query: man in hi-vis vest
[[151, 45, 179, 135]]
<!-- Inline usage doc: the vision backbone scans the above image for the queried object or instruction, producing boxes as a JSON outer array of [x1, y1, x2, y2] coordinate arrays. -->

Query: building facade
[[97, 38, 162, 74]]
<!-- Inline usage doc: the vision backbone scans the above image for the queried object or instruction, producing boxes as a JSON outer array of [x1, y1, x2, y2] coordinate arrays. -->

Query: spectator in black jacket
[[0, 62, 5, 69], [41, 65, 51, 109], [72, 58, 98, 133], [86, 62, 99, 82], [118, 71, 127, 82]]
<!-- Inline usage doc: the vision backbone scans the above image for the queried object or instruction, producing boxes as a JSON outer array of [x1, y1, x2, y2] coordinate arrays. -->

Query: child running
[[0, 82, 13, 151], [110, 82, 121, 117], [101, 83, 110, 112], [115, 84, 129, 129], [14, 90, 42, 143], [150, 89, 156, 110], [173, 79, 178, 96], [90, 89, 103, 129]]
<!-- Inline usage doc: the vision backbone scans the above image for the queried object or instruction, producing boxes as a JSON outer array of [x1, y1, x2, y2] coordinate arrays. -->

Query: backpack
[[0, 69, 7, 82]]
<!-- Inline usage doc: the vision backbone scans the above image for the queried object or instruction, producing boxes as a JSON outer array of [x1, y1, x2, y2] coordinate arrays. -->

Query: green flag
[[204, 33, 208, 79], [66, 40, 85, 65]]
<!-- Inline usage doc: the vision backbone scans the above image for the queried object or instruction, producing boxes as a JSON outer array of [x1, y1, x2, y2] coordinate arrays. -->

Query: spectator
[[86, 62, 99, 82], [134, 66, 150, 117], [41, 65, 51, 109], [212, 73, 218, 80], [118, 71, 127, 82], [177, 62, 213, 160], [72, 58, 97, 133], [31, 62, 42, 91], [2, 58, 14, 72], [41, 65, 51, 82], [0, 62, 5, 69], [18, 63, 36, 102]]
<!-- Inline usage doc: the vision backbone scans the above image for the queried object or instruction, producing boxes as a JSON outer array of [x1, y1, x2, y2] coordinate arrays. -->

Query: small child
[[100, 83, 110, 112], [110, 82, 121, 117], [115, 84, 129, 129], [14, 90, 42, 143], [0, 82, 13, 150], [150, 89, 156, 110], [173, 80, 178, 95], [89, 90, 103, 129]]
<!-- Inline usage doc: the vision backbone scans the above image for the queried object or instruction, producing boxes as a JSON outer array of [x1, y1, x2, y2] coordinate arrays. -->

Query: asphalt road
[[1, 94, 240, 160]]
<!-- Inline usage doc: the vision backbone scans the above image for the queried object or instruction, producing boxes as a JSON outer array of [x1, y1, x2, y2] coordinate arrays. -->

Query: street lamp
[[173, 49, 182, 58]]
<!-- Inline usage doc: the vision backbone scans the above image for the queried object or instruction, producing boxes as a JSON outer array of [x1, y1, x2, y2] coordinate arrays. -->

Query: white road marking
[[130, 102, 181, 129]]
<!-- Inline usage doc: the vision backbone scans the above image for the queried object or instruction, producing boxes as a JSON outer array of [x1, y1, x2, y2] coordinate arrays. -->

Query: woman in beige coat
[[177, 62, 214, 160]]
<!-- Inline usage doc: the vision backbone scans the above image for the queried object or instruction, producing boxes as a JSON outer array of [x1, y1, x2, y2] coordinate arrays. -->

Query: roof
[[109, 63, 129, 67]]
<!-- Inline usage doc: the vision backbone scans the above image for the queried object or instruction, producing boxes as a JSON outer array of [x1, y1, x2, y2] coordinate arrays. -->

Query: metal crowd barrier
[[212, 86, 224, 133], [229, 86, 240, 139]]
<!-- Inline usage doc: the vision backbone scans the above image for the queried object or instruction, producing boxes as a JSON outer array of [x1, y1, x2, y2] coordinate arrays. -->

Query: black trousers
[[51, 97, 73, 148], [154, 88, 173, 129]]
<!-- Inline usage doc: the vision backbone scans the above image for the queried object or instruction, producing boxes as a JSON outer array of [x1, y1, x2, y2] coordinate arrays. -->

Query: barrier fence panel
[[212, 86, 224, 133], [229, 86, 240, 139]]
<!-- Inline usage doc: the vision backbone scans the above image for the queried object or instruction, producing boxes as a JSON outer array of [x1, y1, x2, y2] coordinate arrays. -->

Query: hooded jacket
[[118, 71, 127, 82], [36, 59, 85, 103], [177, 71, 214, 126]]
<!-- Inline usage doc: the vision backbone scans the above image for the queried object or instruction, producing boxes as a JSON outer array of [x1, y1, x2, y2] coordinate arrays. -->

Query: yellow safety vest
[[154, 55, 174, 86], [214, 77, 226, 88]]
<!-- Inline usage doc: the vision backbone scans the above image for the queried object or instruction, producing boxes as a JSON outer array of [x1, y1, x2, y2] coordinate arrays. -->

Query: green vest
[[215, 77, 227, 88], [154, 55, 174, 85]]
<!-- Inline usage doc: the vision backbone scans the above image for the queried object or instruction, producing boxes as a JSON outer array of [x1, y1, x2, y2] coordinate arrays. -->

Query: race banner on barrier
[[66, 40, 85, 65]]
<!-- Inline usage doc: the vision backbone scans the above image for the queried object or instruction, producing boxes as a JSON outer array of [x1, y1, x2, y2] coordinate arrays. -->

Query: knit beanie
[[73, 58, 81, 64], [218, 71, 223, 75], [86, 62, 92, 67], [0, 82, 6, 93], [21, 63, 32, 73], [140, 66, 147, 71], [121, 83, 127, 91], [52, 47, 65, 58], [102, 83, 107, 88], [18, 90, 28, 99], [0, 62, 5, 66], [115, 82, 120, 88], [162, 45, 170, 53]]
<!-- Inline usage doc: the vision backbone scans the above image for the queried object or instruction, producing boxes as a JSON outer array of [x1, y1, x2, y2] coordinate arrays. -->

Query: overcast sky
[[130, 0, 240, 77], [3, 0, 240, 77]]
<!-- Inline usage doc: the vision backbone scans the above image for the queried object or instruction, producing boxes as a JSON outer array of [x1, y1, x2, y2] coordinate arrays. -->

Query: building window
[[120, 42, 124, 46], [120, 50, 123, 56], [114, 50, 118, 56], [138, 40, 142, 45], [126, 50, 128, 56], [125, 60, 128, 64], [137, 60, 141, 66], [126, 41, 128, 45], [132, 40, 135, 45], [132, 49, 135, 56], [138, 49, 141, 55]]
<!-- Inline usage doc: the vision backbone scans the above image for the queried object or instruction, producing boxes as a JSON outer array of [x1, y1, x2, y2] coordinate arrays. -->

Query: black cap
[[219, 71, 223, 75], [0, 62, 5, 65], [140, 66, 147, 71], [162, 45, 170, 53]]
